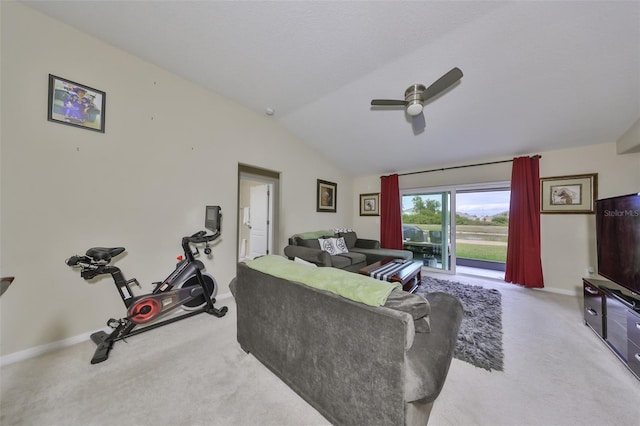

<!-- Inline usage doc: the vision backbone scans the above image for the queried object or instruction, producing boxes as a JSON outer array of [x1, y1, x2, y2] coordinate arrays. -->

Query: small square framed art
[[48, 74, 105, 133]]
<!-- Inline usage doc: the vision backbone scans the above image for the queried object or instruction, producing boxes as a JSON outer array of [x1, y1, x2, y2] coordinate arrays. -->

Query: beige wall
[[353, 143, 639, 294], [0, 3, 352, 357], [539, 143, 639, 293]]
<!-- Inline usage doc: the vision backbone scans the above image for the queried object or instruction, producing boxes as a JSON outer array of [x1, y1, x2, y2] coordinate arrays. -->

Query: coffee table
[[358, 258, 422, 293]]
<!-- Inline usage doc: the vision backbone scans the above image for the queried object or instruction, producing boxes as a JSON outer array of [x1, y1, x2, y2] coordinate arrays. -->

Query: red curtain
[[505, 156, 544, 288], [380, 174, 403, 249]]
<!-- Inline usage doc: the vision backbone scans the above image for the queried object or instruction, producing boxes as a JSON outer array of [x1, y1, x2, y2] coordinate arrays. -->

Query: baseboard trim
[[532, 286, 578, 297], [217, 290, 233, 300], [0, 329, 101, 367], [1, 291, 234, 367]]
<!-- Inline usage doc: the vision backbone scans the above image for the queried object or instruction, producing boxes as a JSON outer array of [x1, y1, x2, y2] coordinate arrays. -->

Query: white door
[[249, 184, 270, 259]]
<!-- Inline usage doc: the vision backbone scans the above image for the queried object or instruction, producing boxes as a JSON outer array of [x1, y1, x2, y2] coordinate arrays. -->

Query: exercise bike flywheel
[[179, 273, 218, 311], [128, 297, 162, 324]]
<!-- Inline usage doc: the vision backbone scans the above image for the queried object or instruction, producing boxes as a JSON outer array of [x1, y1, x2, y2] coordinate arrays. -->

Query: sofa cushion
[[350, 247, 413, 264], [329, 255, 352, 269], [339, 231, 358, 249], [335, 251, 366, 265]]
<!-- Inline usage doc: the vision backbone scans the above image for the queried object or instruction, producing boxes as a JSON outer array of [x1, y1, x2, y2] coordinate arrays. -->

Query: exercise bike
[[66, 208, 228, 364]]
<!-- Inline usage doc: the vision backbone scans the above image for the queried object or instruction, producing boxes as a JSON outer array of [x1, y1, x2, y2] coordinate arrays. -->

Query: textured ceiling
[[22, 1, 640, 176]]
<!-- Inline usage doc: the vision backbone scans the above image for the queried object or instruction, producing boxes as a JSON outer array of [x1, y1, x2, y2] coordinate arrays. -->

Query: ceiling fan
[[370, 67, 463, 133]]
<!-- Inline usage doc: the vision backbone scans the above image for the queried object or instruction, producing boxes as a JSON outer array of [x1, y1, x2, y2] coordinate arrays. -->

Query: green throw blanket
[[290, 230, 335, 240], [246, 255, 400, 306]]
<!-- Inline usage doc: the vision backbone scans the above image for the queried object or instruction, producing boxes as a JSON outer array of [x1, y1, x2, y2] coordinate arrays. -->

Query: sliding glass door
[[455, 189, 510, 272], [401, 190, 454, 272], [402, 182, 510, 275]]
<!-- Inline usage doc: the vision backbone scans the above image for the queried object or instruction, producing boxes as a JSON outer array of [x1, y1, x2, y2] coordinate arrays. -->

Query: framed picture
[[540, 173, 598, 214], [48, 74, 105, 133], [359, 193, 380, 216], [317, 179, 337, 213]]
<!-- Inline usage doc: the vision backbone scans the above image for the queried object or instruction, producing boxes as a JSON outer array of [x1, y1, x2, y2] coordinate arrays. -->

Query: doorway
[[455, 188, 509, 273], [237, 165, 280, 261]]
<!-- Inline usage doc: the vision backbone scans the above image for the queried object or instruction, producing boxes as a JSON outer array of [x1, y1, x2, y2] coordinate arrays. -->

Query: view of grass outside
[[409, 224, 507, 262], [402, 190, 510, 264], [455, 224, 507, 262]]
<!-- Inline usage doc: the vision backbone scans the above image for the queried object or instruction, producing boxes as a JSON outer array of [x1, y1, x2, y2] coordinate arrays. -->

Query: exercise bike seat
[[86, 247, 125, 263]]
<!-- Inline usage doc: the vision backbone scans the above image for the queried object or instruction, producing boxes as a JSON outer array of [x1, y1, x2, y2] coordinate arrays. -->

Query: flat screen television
[[595, 193, 640, 296]]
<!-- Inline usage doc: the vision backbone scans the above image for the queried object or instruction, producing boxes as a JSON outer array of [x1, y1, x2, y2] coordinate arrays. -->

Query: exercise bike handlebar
[[181, 230, 220, 256], [184, 230, 219, 244], [66, 231, 219, 269]]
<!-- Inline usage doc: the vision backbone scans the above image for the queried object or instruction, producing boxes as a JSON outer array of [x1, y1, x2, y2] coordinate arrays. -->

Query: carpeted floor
[[2, 272, 640, 425], [416, 277, 503, 371]]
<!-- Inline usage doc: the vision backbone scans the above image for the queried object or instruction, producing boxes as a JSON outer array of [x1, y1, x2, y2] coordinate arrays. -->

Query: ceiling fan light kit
[[405, 83, 425, 115], [406, 102, 424, 116], [371, 67, 463, 131]]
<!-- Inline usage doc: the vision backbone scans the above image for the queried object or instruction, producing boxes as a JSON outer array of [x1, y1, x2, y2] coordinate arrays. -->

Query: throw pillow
[[319, 238, 338, 255], [333, 227, 353, 234], [334, 237, 349, 254], [318, 237, 349, 255]]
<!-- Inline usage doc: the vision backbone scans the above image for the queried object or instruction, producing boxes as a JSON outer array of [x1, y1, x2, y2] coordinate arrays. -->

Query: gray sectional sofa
[[283, 230, 413, 271], [231, 256, 463, 425]]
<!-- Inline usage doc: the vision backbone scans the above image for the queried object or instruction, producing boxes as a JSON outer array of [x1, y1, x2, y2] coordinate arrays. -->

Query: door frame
[[237, 164, 280, 262]]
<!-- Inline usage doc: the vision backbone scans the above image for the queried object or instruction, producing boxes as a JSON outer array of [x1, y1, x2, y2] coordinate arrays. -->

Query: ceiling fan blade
[[422, 67, 463, 101], [371, 99, 406, 106], [412, 112, 426, 134]]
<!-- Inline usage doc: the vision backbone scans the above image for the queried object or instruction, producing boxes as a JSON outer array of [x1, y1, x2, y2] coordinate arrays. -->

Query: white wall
[[0, 2, 352, 356], [353, 143, 639, 294]]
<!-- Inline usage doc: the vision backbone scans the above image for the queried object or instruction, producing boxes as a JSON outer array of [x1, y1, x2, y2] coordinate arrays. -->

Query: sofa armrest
[[283, 245, 331, 267], [355, 238, 380, 249], [404, 292, 463, 403]]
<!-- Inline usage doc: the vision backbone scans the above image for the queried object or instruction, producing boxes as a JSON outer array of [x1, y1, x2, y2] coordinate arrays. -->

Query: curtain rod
[[397, 155, 541, 177]]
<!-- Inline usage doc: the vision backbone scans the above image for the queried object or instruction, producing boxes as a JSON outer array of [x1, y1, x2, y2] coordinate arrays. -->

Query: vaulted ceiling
[[23, 1, 640, 176]]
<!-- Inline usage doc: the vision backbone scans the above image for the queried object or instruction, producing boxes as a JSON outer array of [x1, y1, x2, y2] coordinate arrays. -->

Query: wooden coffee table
[[358, 258, 422, 293]]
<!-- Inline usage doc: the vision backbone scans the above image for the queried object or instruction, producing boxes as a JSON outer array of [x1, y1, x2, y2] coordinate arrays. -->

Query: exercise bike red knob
[[177, 255, 184, 261]]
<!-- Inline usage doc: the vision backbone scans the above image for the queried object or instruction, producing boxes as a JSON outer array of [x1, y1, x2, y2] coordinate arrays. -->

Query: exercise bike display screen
[[205, 205, 221, 233]]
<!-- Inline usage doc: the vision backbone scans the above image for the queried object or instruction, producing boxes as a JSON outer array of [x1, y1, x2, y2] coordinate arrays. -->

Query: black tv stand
[[583, 278, 640, 381], [601, 287, 640, 310]]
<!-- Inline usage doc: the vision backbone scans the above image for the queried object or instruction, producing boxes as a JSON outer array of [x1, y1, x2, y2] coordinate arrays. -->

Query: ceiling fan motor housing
[[404, 84, 425, 116]]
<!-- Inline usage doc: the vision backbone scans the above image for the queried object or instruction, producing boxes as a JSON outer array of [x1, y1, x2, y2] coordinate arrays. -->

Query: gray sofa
[[284, 230, 413, 271], [231, 257, 463, 425]]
